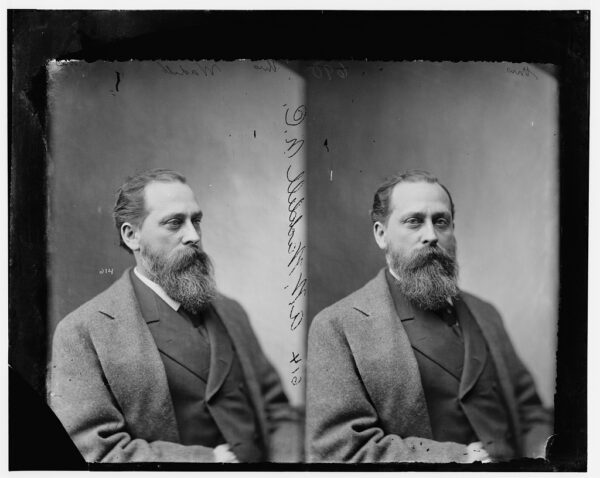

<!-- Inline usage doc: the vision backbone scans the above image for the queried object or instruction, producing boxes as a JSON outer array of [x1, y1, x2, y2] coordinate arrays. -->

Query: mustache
[[405, 246, 455, 271], [169, 247, 212, 271]]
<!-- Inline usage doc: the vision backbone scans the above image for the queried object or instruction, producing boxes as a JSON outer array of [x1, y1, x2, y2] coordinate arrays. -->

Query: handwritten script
[[253, 60, 278, 73], [283, 102, 307, 386], [506, 65, 538, 80], [156, 61, 221, 78], [307, 62, 348, 80]]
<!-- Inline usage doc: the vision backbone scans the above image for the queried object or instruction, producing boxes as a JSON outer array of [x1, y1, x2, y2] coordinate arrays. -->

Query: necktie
[[180, 307, 209, 342], [438, 303, 462, 339]]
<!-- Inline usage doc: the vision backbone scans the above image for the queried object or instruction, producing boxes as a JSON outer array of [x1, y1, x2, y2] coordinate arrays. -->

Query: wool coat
[[306, 269, 552, 463], [48, 269, 301, 463]]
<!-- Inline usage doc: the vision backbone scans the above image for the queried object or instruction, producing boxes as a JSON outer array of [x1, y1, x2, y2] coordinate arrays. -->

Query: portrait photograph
[[9, 9, 589, 472]]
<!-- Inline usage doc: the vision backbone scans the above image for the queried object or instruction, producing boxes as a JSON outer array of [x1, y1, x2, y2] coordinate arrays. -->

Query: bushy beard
[[139, 243, 217, 314], [389, 245, 459, 311]]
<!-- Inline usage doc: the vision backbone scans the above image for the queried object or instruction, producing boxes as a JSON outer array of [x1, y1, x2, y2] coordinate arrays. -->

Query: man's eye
[[405, 218, 421, 226], [436, 218, 449, 227], [166, 220, 182, 228]]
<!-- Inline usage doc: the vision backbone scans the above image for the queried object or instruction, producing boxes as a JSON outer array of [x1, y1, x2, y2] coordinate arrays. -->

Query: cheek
[[385, 233, 412, 254], [387, 228, 415, 247], [141, 231, 179, 254]]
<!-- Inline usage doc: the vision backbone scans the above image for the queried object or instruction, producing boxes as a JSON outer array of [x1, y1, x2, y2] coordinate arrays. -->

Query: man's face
[[136, 180, 204, 262], [133, 180, 216, 312], [375, 181, 456, 259], [374, 181, 458, 310]]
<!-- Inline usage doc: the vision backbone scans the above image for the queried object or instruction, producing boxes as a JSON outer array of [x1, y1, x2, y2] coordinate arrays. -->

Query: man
[[306, 170, 552, 463], [48, 168, 301, 463]]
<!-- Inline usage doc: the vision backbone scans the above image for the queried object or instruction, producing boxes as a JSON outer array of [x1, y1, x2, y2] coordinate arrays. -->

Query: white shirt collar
[[387, 266, 454, 306], [388, 266, 401, 282], [134, 267, 181, 312]]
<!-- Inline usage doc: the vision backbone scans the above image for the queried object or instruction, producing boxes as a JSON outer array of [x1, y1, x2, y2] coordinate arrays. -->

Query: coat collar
[[347, 268, 506, 438], [90, 268, 250, 443], [385, 270, 465, 381], [205, 307, 234, 402], [456, 297, 488, 399], [344, 268, 433, 439], [130, 269, 235, 391], [130, 269, 207, 380], [384, 268, 488, 395], [89, 268, 181, 443]]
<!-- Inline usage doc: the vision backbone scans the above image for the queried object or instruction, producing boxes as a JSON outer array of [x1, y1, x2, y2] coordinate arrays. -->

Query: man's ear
[[373, 221, 387, 251], [121, 222, 141, 252]]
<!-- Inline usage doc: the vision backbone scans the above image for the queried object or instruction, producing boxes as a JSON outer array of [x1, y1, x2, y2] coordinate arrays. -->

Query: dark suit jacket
[[306, 269, 551, 463], [48, 269, 301, 463]]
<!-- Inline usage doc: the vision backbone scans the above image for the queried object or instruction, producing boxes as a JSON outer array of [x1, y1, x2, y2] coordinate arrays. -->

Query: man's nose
[[421, 220, 438, 246], [182, 221, 201, 245]]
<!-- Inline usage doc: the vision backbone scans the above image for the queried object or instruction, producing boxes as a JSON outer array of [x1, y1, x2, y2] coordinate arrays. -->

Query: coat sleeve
[[48, 317, 216, 463], [491, 310, 553, 458], [306, 312, 471, 463], [258, 351, 303, 462], [233, 303, 303, 462]]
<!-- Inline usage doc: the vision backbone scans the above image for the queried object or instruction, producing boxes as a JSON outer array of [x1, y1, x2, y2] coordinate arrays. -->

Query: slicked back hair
[[113, 168, 187, 253], [370, 170, 455, 224]]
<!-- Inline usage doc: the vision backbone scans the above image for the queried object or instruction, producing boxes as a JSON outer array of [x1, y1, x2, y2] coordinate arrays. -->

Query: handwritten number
[[284, 105, 307, 126], [290, 351, 302, 364], [336, 62, 348, 79], [309, 62, 348, 80], [310, 65, 323, 79]]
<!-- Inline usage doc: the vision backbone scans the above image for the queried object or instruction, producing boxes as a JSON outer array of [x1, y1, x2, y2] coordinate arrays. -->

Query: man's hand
[[213, 444, 239, 463], [466, 441, 491, 463]]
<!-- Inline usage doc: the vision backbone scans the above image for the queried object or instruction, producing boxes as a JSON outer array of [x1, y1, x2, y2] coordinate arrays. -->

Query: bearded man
[[48, 169, 301, 463], [306, 170, 552, 463]]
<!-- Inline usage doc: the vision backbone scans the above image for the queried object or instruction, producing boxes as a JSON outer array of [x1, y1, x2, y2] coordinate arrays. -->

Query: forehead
[[143, 181, 199, 215], [389, 181, 452, 215]]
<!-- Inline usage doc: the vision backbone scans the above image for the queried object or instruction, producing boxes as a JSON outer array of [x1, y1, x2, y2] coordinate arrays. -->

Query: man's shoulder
[[212, 293, 255, 331], [311, 270, 385, 330], [459, 290, 502, 319], [56, 270, 134, 333], [214, 292, 244, 312]]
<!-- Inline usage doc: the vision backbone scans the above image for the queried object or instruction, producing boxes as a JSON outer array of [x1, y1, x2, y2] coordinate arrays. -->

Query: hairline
[[383, 180, 454, 225], [134, 178, 190, 229]]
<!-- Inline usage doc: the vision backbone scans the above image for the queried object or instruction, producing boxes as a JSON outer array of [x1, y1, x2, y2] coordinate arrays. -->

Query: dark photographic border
[[9, 10, 589, 471]]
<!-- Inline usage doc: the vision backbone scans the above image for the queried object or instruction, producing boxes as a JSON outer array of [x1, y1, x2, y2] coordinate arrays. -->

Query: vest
[[130, 271, 265, 462], [385, 271, 517, 461]]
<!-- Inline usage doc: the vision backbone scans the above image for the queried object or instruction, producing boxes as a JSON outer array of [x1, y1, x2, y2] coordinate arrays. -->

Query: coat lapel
[[402, 308, 464, 381], [92, 269, 180, 443], [459, 293, 522, 451], [212, 298, 270, 444], [346, 269, 432, 439], [204, 306, 234, 402], [456, 297, 487, 399], [145, 297, 211, 383]]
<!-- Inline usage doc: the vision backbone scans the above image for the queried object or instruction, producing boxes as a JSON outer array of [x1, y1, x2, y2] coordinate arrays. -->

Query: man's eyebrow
[[400, 210, 451, 220], [400, 211, 426, 219], [159, 211, 203, 224], [159, 212, 186, 224]]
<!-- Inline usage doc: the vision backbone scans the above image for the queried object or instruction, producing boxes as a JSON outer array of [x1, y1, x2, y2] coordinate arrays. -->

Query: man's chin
[[163, 272, 217, 313], [390, 268, 458, 310]]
